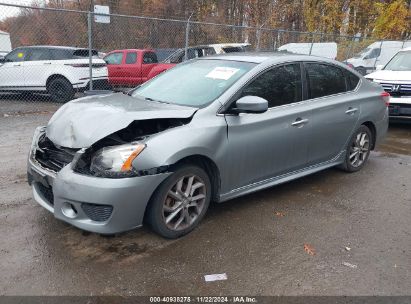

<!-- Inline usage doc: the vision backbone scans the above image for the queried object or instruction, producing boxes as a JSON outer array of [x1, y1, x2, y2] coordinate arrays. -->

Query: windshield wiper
[[144, 97, 172, 104]]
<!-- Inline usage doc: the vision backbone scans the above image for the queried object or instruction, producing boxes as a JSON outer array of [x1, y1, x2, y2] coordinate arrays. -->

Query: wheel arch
[[170, 154, 221, 202], [46, 74, 72, 90], [361, 121, 377, 150]]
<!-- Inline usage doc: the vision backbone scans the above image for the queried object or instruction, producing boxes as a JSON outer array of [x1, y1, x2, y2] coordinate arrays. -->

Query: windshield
[[384, 51, 411, 71], [132, 59, 256, 107], [353, 47, 371, 59]]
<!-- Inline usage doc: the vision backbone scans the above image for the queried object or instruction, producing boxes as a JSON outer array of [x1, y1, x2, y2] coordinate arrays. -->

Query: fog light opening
[[62, 202, 78, 218]]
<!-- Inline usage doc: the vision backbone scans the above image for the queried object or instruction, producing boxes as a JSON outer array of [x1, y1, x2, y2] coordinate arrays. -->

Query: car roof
[[198, 52, 339, 64], [14, 45, 90, 50]]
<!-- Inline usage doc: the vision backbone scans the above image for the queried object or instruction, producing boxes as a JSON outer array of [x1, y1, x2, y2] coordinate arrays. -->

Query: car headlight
[[90, 142, 146, 177]]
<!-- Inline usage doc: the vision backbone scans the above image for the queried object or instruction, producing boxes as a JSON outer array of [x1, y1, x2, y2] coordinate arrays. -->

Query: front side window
[[384, 51, 411, 71], [27, 48, 51, 61], [305, 63, 346, 99], [104, 52, 123, 65], [133, 59, 255, 107], [143, 52, 158, 64], [5, 49, 26, 62], [240, 64, 303, 108], [125, 52, 137, 64]]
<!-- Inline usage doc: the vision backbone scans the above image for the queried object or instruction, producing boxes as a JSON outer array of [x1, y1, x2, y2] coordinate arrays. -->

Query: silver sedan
[[27, 53, 389, 238]]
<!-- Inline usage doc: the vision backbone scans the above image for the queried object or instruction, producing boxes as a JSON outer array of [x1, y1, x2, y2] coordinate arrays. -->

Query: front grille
[[34, 135, 77, 172], [380, 83, 411, 97], [81, 203, 113, 222], [37, 183, 54, 205]]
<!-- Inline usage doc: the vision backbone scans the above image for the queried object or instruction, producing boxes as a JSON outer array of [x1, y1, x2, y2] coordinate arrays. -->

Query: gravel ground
[[0, 97, 410, 296]]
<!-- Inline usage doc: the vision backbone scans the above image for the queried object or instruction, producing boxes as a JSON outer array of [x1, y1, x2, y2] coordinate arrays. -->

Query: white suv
[[366, 47, 411, 121], [0, 46, 109, 102]]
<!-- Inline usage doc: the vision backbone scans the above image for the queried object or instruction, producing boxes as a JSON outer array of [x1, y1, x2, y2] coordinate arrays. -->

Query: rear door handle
[[13, 64, 21, 67], [291, 118, 309, 127], [345, 107, 358, 115]]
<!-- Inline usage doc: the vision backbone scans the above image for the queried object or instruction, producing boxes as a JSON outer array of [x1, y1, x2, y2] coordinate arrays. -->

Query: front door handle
[[13, 64, 21, 67], [291, 118, 309, 127], [345, 107, 358, 115]]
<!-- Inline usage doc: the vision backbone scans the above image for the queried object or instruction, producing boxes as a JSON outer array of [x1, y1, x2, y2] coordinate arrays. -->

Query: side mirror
[[376, 64, 384, 71], [233, 96, 268, 114], [0, 57, 5, 64]]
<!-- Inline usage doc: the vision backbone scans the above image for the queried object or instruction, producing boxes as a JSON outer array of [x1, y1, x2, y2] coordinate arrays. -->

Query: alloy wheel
[[162, 174, 206, 231], [349, 131, 370, 167]]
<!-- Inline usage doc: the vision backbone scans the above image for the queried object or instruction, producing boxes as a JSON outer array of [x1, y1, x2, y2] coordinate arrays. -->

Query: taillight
[[381, 91, 390, 106]]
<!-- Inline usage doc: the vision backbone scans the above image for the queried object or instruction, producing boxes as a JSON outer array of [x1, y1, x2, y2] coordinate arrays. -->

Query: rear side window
[[50, 49, 72, 60], [241, 63, 303, 108], [125, 52, 137, 64], [143, 52, 158, 64], [104, 52, 123, 64], [27, 48, 51, 61], [305, 63, 346, 99], [344, 70, 360, 91], [72, 49, 98, 58]]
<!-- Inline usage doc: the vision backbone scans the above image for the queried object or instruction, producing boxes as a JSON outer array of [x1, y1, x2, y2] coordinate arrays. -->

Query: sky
[[0, 0, 45, 21]]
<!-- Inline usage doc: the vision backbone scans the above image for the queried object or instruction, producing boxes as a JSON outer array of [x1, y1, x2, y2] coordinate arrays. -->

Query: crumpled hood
[[46, 93, 197, 148], [366, 70, 411, 82]]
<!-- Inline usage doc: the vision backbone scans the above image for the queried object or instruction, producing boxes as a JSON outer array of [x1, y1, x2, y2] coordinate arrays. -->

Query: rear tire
[[146, 164, 211, 239], [339, 125, 373, 173], [47, 77, 75, 103]]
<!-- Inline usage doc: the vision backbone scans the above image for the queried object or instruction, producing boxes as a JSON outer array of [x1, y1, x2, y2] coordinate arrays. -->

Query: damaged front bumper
[[27, 127, 171, 234]]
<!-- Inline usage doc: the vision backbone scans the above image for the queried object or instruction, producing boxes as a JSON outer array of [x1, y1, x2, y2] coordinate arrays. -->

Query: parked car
[[103, 49, 172, 87], [0, 45, 109, 102], [27, 53, 388, 238], [278, 42, 338, 60], [162, 43, 251, 64], [346, 40, 411, 75], [366, 47, 411, 121]]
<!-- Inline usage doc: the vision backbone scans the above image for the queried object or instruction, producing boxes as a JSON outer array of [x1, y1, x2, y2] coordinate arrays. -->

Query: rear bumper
[[74, 78, 111, 91], [374, 107, 389, 147]]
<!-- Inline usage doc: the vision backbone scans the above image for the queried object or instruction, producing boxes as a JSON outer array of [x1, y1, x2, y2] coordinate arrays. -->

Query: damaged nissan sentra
[[28, 53, 389, 238]]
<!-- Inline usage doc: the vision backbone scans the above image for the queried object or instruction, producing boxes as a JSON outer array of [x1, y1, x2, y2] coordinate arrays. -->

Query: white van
[[365, 47, 411, 121], [277, 42, 338, 60], [0, 31, 12, 57], [346, 40, 411, 75]]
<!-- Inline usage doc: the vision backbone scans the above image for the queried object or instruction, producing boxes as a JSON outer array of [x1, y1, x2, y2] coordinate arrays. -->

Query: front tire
[[47, 77, 75, 103], [340, 125, 372, 173], [146, 164, 211, 239]]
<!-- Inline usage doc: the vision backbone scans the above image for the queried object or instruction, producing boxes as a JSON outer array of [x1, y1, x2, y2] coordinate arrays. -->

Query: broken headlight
[[90, 143, 146, 177]]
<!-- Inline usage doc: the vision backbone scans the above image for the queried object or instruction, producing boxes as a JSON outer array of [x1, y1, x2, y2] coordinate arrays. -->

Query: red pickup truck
[[103, 49, 173, 86]]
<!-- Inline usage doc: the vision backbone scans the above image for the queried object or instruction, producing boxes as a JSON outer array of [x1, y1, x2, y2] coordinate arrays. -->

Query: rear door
[[141, 52, 158, 83], [24, 47, 53, 88], [122, 51, 139, 85], [104, 51, 124, 85], [0, 48, 27, 88], [224, 63, 311, 190], [303, 62, 360, 165]]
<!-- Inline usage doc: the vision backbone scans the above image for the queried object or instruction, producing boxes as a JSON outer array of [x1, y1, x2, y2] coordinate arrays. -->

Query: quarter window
[[344, 70, 360, 91], [104, 52, 123, 65], [305, 63, 346, 99], [240, 64, 303, 108], [125, 52, 137, 64]]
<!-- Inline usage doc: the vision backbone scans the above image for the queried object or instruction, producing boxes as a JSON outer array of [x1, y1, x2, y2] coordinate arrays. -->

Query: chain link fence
[[0, 2, 409, 105]]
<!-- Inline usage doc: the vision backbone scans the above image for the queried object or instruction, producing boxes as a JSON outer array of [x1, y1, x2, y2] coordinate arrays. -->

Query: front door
[[0, 48, 27, 88], [223, 63, 311, 191]]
